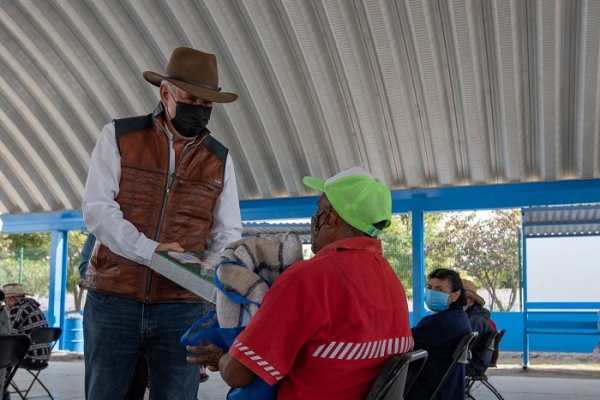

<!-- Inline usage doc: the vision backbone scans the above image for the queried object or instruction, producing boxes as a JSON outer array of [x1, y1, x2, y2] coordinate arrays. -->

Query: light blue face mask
[[424, 288, 450, 312]]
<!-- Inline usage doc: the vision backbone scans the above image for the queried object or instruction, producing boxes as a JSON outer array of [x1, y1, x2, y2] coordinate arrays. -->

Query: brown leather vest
[[81, 108, 227, 302]]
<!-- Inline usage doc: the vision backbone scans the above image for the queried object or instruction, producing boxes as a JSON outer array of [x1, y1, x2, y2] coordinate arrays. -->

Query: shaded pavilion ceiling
[[1, 0, 600, 215]]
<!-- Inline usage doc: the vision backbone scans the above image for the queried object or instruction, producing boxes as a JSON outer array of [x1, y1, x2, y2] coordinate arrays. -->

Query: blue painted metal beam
[[3, 179, 600, 232], [411, 210, 425, 325], [48, 230, 68, 349], [522, 219, 530, 367], [1, 210, 86, 233], [390, 178, 600, 213]]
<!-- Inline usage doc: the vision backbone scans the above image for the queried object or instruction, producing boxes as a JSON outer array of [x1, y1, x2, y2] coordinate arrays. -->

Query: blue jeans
[[83, 291, 206, 400]]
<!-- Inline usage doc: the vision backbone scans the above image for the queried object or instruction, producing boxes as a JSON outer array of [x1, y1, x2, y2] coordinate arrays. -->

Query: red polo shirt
[[230, 236, 413, 399]]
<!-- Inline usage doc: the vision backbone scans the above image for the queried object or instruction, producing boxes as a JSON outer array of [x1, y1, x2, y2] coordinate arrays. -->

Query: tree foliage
[[0, 231, 89, 310], [0, 233, 51, 296], [379, 213, 446, 297], [380, 210, 521, 310], [68, 231, 88, 310], [428, 210, 521, 311]]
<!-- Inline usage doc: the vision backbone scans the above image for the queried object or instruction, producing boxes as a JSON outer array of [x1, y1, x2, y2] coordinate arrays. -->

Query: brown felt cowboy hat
[[143, 47, 238, 103], [461, 279, 486, 306]]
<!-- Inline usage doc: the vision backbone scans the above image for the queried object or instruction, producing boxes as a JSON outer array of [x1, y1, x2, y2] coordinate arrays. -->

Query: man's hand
[[186, 345, 226, 371], [156, 242, 185, 252]]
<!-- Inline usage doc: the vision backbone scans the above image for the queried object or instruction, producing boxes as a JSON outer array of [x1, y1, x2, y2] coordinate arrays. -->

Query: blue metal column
[[522, 219, 529, 368], [411, 210, 425, 324], [49, 230, 68, 349]]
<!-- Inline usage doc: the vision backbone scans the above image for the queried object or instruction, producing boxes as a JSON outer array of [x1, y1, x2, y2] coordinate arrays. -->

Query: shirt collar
[[316, 236, 383, 257]]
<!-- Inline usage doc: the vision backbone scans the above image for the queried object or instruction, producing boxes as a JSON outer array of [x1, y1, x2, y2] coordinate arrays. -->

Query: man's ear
[[326, 209, 342, 229], [159, 84, 170, 104]]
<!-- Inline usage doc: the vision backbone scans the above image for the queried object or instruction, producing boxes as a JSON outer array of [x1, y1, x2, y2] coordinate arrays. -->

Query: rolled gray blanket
[[216, 231, 303, 328]]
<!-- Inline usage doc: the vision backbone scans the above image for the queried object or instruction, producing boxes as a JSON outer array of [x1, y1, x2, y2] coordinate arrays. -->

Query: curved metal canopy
[[1, 0, 600, 215]]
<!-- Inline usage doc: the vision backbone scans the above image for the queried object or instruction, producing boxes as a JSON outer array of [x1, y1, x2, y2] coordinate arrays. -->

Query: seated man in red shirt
[[187, 166, 413, 399]]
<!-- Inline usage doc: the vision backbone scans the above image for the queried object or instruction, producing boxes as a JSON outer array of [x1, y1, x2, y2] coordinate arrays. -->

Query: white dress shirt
[[82, 121, 243, 266]]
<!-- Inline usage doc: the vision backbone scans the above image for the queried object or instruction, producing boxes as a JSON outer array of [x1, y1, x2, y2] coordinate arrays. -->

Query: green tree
[[68, 231, 88, 310], [0, 232, 11, 258], [0, 231, 89, 310], [380, 215, 413, 295], [379, 213, 446, 297], [0, 233, 51, 296], [428, 210, 521, 311]]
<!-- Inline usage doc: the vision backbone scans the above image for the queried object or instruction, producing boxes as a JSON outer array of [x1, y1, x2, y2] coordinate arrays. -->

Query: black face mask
[[170, 101, 212, 138], [310, 209, 331, 248]]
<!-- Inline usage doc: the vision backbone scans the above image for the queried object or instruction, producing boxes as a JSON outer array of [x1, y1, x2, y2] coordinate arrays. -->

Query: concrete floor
[[6, 360, 600, 400]]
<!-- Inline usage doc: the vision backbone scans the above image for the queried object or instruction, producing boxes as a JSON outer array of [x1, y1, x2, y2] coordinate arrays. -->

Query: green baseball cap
[[303, 166, 392, 237]]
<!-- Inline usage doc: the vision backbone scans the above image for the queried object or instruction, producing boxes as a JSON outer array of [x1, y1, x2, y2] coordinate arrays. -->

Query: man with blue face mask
[[405, 268, 472, 400], [81, 47, 242, 400]]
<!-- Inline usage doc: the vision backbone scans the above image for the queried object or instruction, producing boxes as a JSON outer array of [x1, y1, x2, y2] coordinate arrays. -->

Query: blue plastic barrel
[[64, 312, 84, 353]]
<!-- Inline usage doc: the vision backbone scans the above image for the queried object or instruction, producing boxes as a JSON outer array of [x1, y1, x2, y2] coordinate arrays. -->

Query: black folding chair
[[428, 331, 478, 400], [489, 329, 506, 367], [366, 349, 429, 400], [465, 329, 505, 400], [0, 334, 31, 396], [10, 327, 62, 400]]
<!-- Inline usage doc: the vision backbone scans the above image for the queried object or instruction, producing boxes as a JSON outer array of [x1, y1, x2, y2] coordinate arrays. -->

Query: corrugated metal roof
[[522, 204, 600, 237], [1, 0, 600, 214]]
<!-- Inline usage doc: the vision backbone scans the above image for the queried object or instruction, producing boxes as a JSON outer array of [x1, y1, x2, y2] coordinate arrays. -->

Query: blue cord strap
[[212, 259, 266, 307], [181, 259, 273, 346]]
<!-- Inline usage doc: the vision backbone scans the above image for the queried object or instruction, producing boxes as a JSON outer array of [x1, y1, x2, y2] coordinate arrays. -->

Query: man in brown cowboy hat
[[80, 47, 242, 399]]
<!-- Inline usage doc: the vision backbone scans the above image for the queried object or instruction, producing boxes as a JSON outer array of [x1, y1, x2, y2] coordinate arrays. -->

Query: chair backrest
[[30, 327, 62, 350], [0, 334, 31, 390], [366, 349, 428, 400], [429, 331, 478, 400], [489, 328, 505, 367], [466, 330, 499, 377], [0, 334, 31, 370], [495, 329, 506, 347], [402, 350, 429, 397]]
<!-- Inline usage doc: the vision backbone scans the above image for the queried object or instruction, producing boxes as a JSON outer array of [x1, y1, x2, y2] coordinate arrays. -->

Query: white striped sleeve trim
[[354, 343, 367, 360], [233, 340, 284, 381], [329, 342, 345, 358], [360, 342, 372, 359], [346, 343, 362, 360], [312, 336, 413, 360], [320, 341, 337, 358], [338, 343, 354, 359], [368, 341, 380, 358]]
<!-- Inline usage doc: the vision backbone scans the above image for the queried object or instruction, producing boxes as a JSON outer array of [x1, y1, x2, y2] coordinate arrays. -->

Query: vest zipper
[[145, 131, 209, 301]]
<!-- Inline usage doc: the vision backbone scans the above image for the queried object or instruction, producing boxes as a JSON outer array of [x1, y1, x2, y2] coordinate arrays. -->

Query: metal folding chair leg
[[10, 367, 56, 400], [465, 374, 504, 400]]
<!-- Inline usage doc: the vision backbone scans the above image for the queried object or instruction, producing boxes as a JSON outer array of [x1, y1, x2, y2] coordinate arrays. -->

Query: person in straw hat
[[462, 279, 497, 376], [80, 47, 242, 399], [2, 283, 50, 370], [187, 166, 413, 400]]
